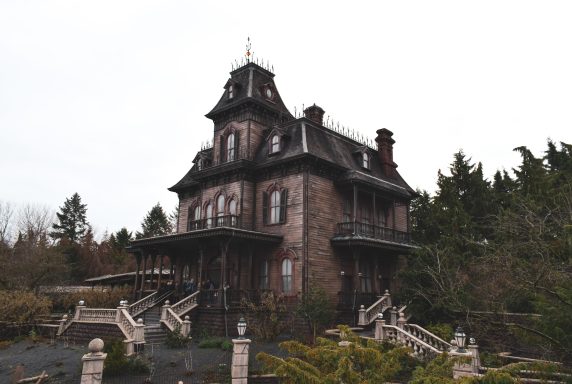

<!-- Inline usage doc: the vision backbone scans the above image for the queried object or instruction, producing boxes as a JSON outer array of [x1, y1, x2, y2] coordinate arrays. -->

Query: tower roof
[[205, 62, 292, 121]]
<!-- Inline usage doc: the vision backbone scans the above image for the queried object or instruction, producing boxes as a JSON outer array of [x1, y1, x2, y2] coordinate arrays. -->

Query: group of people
[[182, 278, 220, 296]]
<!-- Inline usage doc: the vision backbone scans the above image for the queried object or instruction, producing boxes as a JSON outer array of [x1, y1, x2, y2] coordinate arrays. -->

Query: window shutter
[[262, 192, 268, 225], [219, 136, 225, 162], [279, 188, 288, 223], [234, 132, 240, 158]]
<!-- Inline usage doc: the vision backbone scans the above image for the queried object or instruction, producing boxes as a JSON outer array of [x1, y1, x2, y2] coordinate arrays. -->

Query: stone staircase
[[142, 306, 167, 344]]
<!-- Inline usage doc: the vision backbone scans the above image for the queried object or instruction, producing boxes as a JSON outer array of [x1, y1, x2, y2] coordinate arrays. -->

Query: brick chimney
[[375, 128, 397, 178], [304, 104, 325, 125]]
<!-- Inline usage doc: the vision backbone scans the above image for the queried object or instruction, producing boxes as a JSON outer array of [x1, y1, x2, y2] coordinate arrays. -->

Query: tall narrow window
[[193, 205, 201, 230], [227, 133, 235, 162], [228, 84, 234, 99], [229, 199, 237, 226], [270, 135, 280, 154], [216, 195, 225, 226], [270, 190, 281, 224], [363, 152, 370, 169], [281, 259, 292, 293], [342, 199, 352, 222], [205, 203, 213, 228], [259, 260, 268, 290], [359, 261, 372, 293]]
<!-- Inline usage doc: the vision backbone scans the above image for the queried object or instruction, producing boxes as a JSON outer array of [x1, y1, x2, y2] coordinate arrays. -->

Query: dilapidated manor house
[[128, 57, 417, 332]]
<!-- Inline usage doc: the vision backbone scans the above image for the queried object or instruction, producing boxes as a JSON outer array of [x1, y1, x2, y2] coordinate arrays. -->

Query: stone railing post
[[358, 305, 366, 325], [383, 289, 392, 307], [81, 338, 107, 384], [231, 338, 251, 384], [134, 318, 145, 353], [468, 341, 480, 375], [397, 312, 407, 329], [375, 319, 385, 340], [390, 306, 398, 326], [57, 314, 68, 335], [75, 301, 86, 320], [115, 301, 128, 322], [161, 300, 171, 321], [181, 315, 191, 337]]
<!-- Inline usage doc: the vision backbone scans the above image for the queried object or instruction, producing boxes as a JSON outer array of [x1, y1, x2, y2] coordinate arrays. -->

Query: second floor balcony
[[187, 214, 240, 231], [334, 221, 411, 245]]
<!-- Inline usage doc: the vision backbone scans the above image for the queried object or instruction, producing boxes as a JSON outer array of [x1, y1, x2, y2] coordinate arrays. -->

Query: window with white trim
[[270, 135, 280, 154], [229, 199, 237, 226], [205, 203, 213, 228], [216, 195, 225, 226], [227, 133, 235, 161], [262, 187, 287, 225], [228, 84, 234, 99], [362, 152, 370, 169]]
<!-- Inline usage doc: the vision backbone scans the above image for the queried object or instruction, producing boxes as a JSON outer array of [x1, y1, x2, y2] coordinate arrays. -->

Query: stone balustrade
[[128, 291, 157, 317], [403, 323, 452, 352], [357, 290, 392, 326]]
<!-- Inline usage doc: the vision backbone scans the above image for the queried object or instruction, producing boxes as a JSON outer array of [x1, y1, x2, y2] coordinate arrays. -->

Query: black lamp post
[[237, 317, 247, 339], [454, 326, 466, 353]]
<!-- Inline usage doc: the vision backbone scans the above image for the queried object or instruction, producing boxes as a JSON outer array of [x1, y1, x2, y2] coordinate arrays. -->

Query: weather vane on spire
[[245, 37, 252, 63]]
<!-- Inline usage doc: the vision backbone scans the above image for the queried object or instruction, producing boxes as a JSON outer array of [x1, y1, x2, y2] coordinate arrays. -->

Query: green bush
[[103, 339, 150, 377], [198, 337, 233, 351], [426, 323, 454, 342], [165, 325, 191, 348]]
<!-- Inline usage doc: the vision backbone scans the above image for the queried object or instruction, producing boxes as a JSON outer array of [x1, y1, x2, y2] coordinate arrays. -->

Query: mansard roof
[[205, 62, 292, 122]]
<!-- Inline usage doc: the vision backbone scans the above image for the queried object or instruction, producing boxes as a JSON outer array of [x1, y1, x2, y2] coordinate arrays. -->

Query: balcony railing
[[335, 221, 411, 244], [195, 148, 253, 171], [187, 214, 240, 231]]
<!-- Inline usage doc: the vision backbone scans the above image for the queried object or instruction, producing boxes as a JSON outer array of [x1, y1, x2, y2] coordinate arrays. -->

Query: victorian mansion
[[129, 60, 417, 319]]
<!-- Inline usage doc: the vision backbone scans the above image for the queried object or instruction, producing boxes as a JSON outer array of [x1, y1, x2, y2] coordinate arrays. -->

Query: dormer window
[[362, 152, 370, 169], [227, 133, 235, 161], [228, 84, 234, 99], [197, 158, 203, 171], [270, 135, 280, 154]]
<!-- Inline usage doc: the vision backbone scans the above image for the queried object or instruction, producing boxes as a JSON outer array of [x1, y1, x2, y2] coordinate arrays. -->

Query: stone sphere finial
[[62, 314, 68, 320], [78, 300, 85, 306], [165, 300, 170, 305], [185, 315, 190, 321], [360, 305, 365, 309], [469, 337, 476, 345], [88, 338, 104, 353], [399, 312, 405, 318], [385, 289, 390, 294], [137, 318, 144, 324]]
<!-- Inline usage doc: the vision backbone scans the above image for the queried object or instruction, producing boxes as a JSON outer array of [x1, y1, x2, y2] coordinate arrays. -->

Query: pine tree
[[136, 203, 171, 238], [50, 193, 88, 243]]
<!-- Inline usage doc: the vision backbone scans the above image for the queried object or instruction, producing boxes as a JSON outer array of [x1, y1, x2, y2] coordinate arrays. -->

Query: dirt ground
[[0, 337, 287, 383]]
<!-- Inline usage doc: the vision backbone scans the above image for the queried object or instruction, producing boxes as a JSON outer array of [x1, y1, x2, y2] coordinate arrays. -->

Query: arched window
[[263, 187, 287, 225], [189, 205, 201, 230], [281, 258, 292, 293], [216, 195, 225, 226], [227, 133, 235, 161], [228, 199, 237, 226], [205, 203, 213, 228], [270, 190, 281, 224], [363, 152, 370, 169], [270, 135, 280, 154], [259, 260, 268, 290]]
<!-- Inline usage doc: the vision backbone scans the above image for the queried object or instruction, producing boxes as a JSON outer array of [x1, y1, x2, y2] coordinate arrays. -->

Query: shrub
[[103, 339, 150, 377], [426, 323, 454, 342], [51, 286, 132, 312], [165, 325, 191, 348], [296, 285, 335, 343], [198, 337, 233, 351], [241, 291, 286, 341], [0, 290, 52, 324]]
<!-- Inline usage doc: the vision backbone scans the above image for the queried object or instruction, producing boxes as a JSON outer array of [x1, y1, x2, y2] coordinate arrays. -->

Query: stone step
[[144, 325, 167, 344]]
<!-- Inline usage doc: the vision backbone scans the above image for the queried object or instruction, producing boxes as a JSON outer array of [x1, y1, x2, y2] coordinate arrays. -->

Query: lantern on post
[[237, 317, 247, 339], [454, 326, 466, 353]]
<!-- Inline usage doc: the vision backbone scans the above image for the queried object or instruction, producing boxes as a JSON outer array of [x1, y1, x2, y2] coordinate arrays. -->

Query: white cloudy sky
[[1, 1, 571, 237]]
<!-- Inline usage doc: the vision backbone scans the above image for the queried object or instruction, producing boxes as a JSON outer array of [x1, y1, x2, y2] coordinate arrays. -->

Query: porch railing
[[187, 214, 240, 231], [357, 290, 392, 326], [403, 323, 452, 352], [335, 221, 411, 244]]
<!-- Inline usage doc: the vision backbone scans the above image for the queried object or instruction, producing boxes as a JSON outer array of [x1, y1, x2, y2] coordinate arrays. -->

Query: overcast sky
[[1, 1, 571, 237]]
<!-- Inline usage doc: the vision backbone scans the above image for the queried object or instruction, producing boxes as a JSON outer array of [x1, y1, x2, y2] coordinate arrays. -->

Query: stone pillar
[[383, 289, 392, 307], [397, 312, 407, 329], [134, 318, 145, 353], [450, 349, 474, 379], [161, 300, 171, 322], [468, 342, 481, 375], [75, 301, 86, 320], [57, 314, 68, 336], [389, 306, 398, 326], [231, 338, 251, 384], [81, 338, 107, 384], [374, 319, 385, 340], [358, 305, 366, 326], [181, 316, 191, 337]]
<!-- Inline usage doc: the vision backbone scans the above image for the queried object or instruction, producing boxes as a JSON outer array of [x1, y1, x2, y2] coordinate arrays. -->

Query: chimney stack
[[375, 128, 397, 178], [304, 104, 325, 125]]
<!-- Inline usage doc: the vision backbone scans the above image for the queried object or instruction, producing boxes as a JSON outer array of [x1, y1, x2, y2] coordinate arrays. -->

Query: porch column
[[352, 184, 358, 233], [133, 252, 141, 297], [237, 247, 242, 290], [374, 258, 380, 295], [149, 254, 156, 290], [372, 191, 376, 227], [198, 246, 204, 286], [352, 249, 360, 293], [140, 251, 147, 295], [220, 240, 230, 288], [247, 245, 254, 290], [157, 255, 164, 292], [178, 256, 184, 294]]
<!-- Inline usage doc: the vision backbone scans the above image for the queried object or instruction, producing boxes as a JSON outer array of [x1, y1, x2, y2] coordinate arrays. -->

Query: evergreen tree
[[50, 193, 88, 243], [136, 203, 171, 238], [109, 227, 133, 252]]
